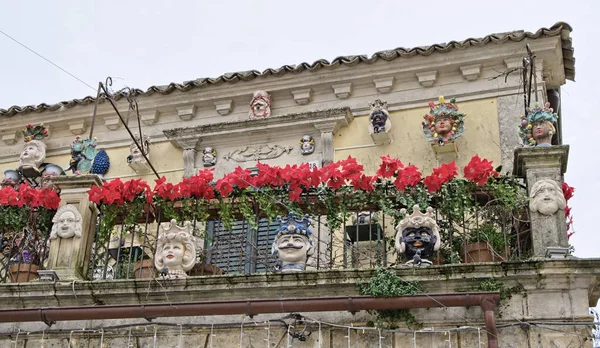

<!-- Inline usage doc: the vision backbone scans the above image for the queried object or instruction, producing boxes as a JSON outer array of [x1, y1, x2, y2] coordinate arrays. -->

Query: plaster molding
[[103, 116, 121, 130], [372, 77, 394, 94], [214, 100, 233, 115], [164, 108, 353, 141], [176, 105, 197, 121], [415, 71, 438, 87], [68, 120, 87, 135], [223, 144, 293, 162], [504, 57, 522, 70], [459, 64, 482, 81], [140, 110, 159, 125], [291, 89, 312, 105], [1, 130, 20, 145], [331, 83, 352, 99]]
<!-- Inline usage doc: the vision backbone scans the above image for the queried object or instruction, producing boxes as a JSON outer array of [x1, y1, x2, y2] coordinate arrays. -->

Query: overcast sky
[[0, 1, 597, 259]]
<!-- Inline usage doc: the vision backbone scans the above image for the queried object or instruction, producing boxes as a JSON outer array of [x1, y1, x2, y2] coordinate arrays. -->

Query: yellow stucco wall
[[0, 141, 184, 184], [334, 97, 502, 175]]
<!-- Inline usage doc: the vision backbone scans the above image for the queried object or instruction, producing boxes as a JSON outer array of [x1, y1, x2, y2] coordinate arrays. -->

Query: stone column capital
[[513, 145, 569, 178]]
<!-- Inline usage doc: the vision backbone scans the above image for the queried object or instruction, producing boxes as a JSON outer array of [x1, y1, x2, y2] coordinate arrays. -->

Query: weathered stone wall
[[0, 260, 596, 347]]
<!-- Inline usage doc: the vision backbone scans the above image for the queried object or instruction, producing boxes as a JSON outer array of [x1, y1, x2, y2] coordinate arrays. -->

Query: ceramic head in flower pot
[[154, 219, 197, 279], [421, 96, 465, 146], [395, 205, 441, 267], [271, 213, 314, 272], [519, 102, 558, 147]]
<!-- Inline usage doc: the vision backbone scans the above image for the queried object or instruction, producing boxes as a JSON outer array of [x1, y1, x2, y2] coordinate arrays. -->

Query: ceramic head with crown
[[422, 96, 466, 146], [519, 102, 558, 147], [395, 205, 441, 267], [271, 212, 314, 272]]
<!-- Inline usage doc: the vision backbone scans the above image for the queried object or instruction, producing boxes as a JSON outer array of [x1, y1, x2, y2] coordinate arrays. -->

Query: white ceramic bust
[[128, 135, 150, 164], [529, 179, 566, 216], [271, 213, 314, 272], [154, 219, 197, 278], [50, 204, 82, 239], [18, 140, 46, 169], [248, 90, 271, 119]]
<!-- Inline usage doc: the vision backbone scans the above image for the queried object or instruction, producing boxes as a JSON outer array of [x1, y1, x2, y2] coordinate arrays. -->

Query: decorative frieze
[[372, 77, 394, 94], [331, 83, 352, 99], [415, 71, 438, 87], [291, 89, 312, 105], [214, 100, 233, 116], [459, 64, 482, 81], [177, 105, 197, 121], [223, 144, 292, 162]]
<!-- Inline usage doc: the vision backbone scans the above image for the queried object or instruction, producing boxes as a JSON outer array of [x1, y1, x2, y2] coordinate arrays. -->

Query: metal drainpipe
[[0, 292, 500, 347]]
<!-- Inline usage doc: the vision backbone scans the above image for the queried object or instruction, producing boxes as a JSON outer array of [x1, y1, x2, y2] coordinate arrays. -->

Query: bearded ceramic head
[[155, 220, 197, 278], [529, 179, 566, 216], [368, 99, 391, 134], [271, 213, 314, 272], [50, 205, 83, 240], [395, 205, 440, 266]]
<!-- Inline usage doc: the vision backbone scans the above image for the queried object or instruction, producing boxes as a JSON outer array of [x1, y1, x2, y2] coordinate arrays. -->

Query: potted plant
[[0, 184, 60, 282]]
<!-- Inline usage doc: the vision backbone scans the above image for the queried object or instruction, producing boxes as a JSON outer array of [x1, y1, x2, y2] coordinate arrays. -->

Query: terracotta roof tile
[[0, 22, 574, 117]]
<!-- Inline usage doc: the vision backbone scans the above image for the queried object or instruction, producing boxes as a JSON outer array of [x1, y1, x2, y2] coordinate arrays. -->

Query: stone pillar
[[513, 145, 569, 257], [47, 175, 102, 280], [314, 122, 336, 166], [183, 148, 197, 178]]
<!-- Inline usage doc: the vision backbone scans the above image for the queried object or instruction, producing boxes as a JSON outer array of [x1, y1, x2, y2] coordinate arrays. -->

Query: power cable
[[0, 28, 97, 92]]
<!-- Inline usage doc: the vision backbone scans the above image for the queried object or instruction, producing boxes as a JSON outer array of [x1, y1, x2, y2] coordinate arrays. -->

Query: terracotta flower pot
[[133, 259, 155, 279], [462, 242, 494, 263], [9, 264, 40, 283]]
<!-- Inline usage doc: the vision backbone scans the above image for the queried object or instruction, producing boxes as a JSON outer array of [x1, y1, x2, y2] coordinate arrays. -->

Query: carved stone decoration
[[395, 205, 441, 267], [519, 102, 558, 147], [291, 89, 312, 105], [50, 204, 83, 240], [202, 147, 217, 167], [249, 90, 271, 119], [422, 96, 466, 146], [271, 213, 314, 272], [155, 219, 197, 279], [529, 179, 566, 216], [415, 71, 438, 87], [18, 124, 48, 177], [223, 144, 293, 162], [299, 135, 315, 155], [459, 64, 481, 81]]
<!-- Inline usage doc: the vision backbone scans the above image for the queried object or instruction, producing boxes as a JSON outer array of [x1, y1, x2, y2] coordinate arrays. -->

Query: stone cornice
[[164, 108, 353, 146], [0, 259, 597, 310]]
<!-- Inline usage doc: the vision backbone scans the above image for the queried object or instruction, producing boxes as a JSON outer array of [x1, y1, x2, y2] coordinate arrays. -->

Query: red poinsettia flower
[[394, 165, 422, 191], [339, 156, 364, 182], [351, 174, 375, 192], [562, 182, 574, 201], [423, 174, 444, 192], [463, 155, 498, 186], [376, 155, 404, 178], [423, 162, 458, 192]]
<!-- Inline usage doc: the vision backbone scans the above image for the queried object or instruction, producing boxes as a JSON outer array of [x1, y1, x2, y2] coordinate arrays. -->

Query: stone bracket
[[372, 77, 394, 94], [415, 71, 438, 87], [460, 64, 482, 81], [140, 110, 159, 125], [129, 161, 152, 174], [68, 120, 87, 135], [504, 57, 522, 70], [104, 116, 121, 130], [291, 89, 312, 105], [1, 130, 20, 145], [370, 131, 393, 145], [177, 105, 197, 121], [331, 83, 352, 99], [214, 100, 233, 115], [432, 142, 459, 164]]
